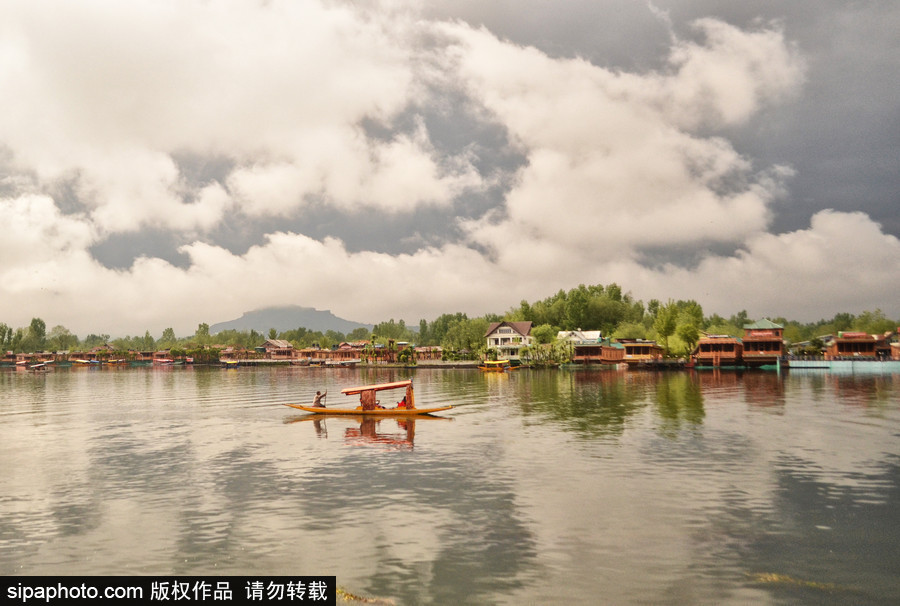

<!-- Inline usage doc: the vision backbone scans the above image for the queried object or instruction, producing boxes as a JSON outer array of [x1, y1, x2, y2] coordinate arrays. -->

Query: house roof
[[744, 319, 783, 330], [264, 339, 293, 348], [485, 321, 533, 338], [557, 330, 602, 342]]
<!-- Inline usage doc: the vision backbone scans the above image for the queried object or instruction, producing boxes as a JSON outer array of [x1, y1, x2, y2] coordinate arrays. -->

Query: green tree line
[[3, 283, 897, 359]]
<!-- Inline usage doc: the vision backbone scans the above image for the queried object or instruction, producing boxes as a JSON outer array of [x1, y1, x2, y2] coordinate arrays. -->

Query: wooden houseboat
[[741, 319, 785, 367], [257, 339, 294, 360], [571, 339, 626, 365], [692, 335, 743, 367], [825, 332, 879, 360], [618, 339, 664, 367]]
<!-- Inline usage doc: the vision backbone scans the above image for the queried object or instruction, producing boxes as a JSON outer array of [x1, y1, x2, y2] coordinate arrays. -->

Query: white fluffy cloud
[[0, 0, 468, 230], [446, 19, 799, 266], [659, 18, 806, 128], [0, 2, 896, 337]]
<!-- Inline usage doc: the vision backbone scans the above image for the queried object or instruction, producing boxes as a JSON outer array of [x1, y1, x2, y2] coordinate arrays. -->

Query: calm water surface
[[1, 366, 898, 605]]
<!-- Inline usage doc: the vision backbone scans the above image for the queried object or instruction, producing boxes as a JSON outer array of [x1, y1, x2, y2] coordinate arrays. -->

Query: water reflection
[[520, 369, 709, 438], [286, 415, 453, 450], [521, 369, 650, 437], [739, 456, 900, 605], [654, 373, 705, 434], [1, 366, 898, 603]]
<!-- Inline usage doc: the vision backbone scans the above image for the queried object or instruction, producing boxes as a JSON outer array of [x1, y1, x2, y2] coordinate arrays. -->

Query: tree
[[0, 323, 11, 350], [729, 310, 749, 329], [831, 312, 855, 332], [325, 330, 345, 345], [613, 322, 648, 340], [676, 322, 700, 355], [531, 324, 557, 345], [141, 330, 156, 351], [82, 334, 110, 350], [268, 328, 278, 339], [674, 301, 703, 354], [653, 301, 677, 355], [347, 327, 371, 342], [195, 323, 211, 346], [30, 318, 47, 341], [48, 325, 78, 352], [373, 319, 413, 341], [853, 309, 896, 335], [443, 317, 488, 352], [21, 317, 47, 352], [564, 285, 590, 330], [159, 328, 177, 348]]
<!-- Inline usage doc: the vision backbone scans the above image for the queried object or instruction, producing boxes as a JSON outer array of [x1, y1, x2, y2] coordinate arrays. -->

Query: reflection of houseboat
[[692, 335, 743, 367], [741, 320, 785, 368], [618, 339, 664, 367]]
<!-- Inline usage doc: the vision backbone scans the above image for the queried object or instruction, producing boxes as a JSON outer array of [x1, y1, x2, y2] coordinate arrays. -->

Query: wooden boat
[[478, 359, 515, 372], [283, 379, 452, 416]]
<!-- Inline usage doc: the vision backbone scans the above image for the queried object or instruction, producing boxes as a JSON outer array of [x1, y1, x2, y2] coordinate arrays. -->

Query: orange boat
[[283, 379, 452, 416]]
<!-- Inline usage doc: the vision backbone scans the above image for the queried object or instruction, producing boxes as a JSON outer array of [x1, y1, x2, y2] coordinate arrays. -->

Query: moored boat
[[741, 320, 785, 368], [478, 359, 515, 372], [692, 334, 743, 367]]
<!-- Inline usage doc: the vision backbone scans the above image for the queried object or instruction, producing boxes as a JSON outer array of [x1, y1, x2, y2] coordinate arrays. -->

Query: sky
[[1, 0, 898, 338]]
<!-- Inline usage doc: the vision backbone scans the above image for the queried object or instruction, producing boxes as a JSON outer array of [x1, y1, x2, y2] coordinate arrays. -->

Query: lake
[[1, 365, 898, 604]]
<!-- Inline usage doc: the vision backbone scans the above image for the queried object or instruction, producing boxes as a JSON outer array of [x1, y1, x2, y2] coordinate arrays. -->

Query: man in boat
[[313, 390, 327, 408]]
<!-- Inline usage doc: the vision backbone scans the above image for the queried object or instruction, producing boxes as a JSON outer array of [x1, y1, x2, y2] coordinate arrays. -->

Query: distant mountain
[[210, 306, 372, 336]]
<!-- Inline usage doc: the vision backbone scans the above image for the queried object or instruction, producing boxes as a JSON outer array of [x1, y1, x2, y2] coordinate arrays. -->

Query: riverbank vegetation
[[2, 283, 897, 359]]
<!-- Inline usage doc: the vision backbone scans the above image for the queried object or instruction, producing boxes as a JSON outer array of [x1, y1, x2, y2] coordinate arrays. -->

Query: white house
[[556, 330, 603, 343], [484, 321, 534, 359]]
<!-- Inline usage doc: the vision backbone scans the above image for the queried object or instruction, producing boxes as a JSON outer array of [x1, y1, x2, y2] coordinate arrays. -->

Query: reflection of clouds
[[294, 439, 538, 603], [693, 457, 900, 603], [3, 365, 898, 601]]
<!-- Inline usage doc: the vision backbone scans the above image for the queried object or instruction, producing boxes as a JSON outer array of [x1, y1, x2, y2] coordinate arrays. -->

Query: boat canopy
[[342, 380, 415, 411], [341, 379, 413, 395]]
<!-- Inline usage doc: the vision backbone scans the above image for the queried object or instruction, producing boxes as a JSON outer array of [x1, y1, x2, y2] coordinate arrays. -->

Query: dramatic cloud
[[0, 0, 897, 337], [447, 18, 800, 269]]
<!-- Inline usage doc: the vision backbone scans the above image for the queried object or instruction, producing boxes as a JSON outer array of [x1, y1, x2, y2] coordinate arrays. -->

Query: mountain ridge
[[210, 305, 373, 335]]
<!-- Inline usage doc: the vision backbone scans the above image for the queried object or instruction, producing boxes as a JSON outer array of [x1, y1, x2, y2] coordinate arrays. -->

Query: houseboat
[[692, 335, 743, 367], [618, 339, 664, 367], [570, 338, 626, 366], [825, 331, 882, 360], [741, 319, 785, 368]]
